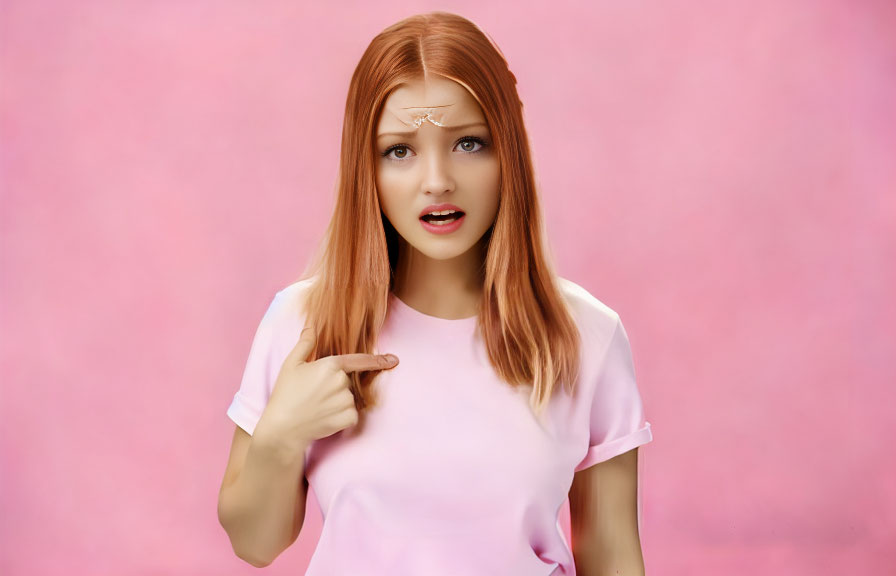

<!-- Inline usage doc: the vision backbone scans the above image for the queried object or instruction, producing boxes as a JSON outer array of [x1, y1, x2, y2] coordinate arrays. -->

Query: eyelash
[[380, 136, 489, 163]]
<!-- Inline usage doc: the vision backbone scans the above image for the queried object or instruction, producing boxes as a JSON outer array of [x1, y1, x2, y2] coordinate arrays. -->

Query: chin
[[404, 233, 479, 260], [414, 243, 474, 260]]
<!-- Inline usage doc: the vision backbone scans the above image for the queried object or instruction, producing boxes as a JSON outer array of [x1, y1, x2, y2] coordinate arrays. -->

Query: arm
[[569, 447, 646, 576], [217, 423, 310, 567]]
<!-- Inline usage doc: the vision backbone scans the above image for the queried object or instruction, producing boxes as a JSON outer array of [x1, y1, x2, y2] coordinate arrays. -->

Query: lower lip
[[420, 214, 465, 234]]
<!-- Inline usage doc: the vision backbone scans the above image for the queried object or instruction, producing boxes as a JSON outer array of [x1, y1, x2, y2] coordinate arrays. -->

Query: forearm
[[572, 528, 646, 576], [218, 427, 309, 567]]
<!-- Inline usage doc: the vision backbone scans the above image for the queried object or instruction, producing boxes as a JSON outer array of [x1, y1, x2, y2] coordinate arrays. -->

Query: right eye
[[382, 144, 413, 162]]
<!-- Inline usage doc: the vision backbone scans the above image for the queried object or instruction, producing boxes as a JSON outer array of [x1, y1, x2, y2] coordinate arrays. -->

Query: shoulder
[[556, 276, 621, 331], [276, 275, 318, 307], [263, 275, 318, 330]]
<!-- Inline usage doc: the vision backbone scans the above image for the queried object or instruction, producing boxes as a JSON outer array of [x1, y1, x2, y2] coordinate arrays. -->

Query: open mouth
[[420, 211, 465, 225]]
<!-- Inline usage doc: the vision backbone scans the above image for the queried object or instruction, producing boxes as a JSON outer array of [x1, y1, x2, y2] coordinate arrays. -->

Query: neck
[[392, 237, 485, 319]]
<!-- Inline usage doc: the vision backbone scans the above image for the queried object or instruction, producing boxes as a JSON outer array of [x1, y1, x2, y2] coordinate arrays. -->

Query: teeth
[[426, 209, 457, 216]]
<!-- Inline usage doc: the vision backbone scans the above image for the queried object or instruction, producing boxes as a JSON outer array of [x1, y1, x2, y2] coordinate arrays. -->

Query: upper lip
[[419, 203, 465, 218]]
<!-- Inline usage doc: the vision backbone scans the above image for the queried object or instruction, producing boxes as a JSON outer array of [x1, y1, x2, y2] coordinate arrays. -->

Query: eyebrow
[[376, 122, 489, 141]]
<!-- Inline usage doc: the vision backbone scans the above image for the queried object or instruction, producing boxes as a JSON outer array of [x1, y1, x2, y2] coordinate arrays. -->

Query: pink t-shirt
[[226, 276, 653, 575]]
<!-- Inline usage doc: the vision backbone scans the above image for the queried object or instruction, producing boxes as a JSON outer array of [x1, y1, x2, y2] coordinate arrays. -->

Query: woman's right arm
[[218, 323, 399, 566], [217, 422, 310, 567]]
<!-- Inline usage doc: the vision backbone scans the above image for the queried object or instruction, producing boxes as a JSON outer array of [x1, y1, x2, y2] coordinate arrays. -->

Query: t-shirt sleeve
[[226, 290, 288, 436], [574, 315, 653, 472]]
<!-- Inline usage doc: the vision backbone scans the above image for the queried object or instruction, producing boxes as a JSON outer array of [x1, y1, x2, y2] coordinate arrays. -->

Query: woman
[[218, 11, 653, 575]]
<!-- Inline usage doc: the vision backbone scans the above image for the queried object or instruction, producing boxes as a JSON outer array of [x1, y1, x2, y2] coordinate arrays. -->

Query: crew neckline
[[389, 291, 479, 326]]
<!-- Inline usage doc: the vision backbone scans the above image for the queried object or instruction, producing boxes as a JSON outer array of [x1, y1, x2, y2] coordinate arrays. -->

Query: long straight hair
[[297, 11, 581, 419]]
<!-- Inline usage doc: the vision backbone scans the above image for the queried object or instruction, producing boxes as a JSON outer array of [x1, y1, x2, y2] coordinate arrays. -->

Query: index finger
[[332, 353, 399, 373]]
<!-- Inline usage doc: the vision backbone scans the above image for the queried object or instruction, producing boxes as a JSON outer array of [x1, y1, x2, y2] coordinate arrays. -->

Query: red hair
[[297, 11, 581, 419]]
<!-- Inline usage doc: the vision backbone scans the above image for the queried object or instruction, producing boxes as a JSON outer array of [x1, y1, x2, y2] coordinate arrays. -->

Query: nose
[[420, 147, 455, 195]]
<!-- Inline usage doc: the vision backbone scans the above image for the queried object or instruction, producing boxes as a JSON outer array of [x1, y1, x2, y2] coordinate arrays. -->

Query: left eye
[[457, 137, 484, 153]]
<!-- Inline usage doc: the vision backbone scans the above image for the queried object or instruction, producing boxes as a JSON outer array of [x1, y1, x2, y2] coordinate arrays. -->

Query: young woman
[[218, 11, 653, 575]]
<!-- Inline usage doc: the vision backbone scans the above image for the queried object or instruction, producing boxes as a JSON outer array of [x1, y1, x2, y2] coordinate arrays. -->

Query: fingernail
[[384, 354, 398, 362]]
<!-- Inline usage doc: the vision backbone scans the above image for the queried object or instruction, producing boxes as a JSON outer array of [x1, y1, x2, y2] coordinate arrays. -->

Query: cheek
[[376, 170, 402, 193], [460, 161, 501, 218], [375, 180, 409, 225]]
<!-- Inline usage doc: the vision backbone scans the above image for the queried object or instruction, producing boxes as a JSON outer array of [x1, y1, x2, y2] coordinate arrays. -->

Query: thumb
[[287, 324, 316, 364]]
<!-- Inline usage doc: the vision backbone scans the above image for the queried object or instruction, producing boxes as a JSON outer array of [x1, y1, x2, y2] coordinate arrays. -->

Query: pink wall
[[1, 1, 893, 574]]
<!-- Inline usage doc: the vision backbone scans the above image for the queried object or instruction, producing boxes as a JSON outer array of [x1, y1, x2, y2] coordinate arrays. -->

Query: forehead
[[377, 75, 485, 133]]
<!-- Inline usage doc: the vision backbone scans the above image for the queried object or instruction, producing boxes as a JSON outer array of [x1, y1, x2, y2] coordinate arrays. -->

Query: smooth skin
[[375, 72, 500, 319], [569, 447, 647, 575]]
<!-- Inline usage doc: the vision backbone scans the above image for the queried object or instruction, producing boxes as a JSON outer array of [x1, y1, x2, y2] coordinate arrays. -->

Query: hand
[[255, 324, 399, 455]]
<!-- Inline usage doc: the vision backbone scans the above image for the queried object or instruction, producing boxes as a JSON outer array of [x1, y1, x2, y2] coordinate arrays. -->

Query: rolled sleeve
[[226, 290, 287, 436], [575, 316, 653, 472]]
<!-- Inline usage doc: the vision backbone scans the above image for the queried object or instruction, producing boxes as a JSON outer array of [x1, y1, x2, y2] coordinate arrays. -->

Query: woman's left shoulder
[[554, 276, 621, 333]]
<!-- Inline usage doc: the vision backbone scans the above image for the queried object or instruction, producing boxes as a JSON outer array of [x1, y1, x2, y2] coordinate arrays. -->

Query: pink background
[[2, 1, 894, 574]]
